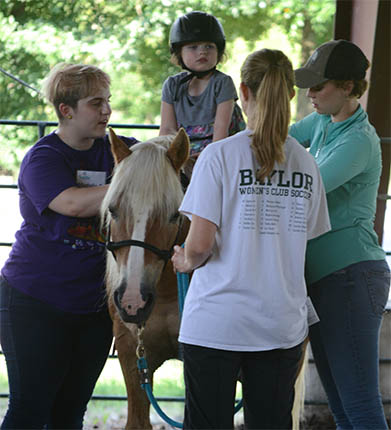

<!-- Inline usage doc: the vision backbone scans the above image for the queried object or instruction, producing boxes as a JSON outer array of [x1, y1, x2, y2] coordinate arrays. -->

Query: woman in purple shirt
[[0, 63, 136, 429]]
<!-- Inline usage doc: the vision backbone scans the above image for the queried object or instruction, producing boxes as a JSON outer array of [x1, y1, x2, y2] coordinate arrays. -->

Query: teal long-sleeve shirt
[[290, 105, 385, 284]]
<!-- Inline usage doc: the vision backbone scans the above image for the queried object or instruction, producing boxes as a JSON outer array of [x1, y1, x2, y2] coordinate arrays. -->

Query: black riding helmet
[[169, 11, 226, 59]]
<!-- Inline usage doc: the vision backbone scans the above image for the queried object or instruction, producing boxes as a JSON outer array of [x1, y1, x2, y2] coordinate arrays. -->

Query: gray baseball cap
[[295, 40, 369, 89]]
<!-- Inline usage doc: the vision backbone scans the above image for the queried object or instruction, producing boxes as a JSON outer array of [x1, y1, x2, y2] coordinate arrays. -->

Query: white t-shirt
[[178, 129, 330, 351]]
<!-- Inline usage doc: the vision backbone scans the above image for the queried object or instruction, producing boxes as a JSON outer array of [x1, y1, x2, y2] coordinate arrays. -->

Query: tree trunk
[[295, 15, 317, 121]]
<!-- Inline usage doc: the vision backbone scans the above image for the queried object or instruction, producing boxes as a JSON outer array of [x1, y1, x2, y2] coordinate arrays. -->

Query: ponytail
[[240, 49, 294, 182]]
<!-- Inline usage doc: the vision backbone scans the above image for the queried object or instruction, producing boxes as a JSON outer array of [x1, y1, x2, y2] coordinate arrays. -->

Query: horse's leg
[[113, 315, 152, 430], [292, 336, 310, 430], [114, 301, 179, 429]]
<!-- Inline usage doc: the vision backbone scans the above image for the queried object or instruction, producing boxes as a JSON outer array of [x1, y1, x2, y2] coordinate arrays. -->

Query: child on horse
[[159, 11, 245, 158]]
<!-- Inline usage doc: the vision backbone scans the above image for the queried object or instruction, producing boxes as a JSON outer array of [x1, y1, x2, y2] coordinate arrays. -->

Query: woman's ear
[[240, 82, 249, 102], [58, 103, 73, 119], [343, 80, 354, 97], [239, 82, 250, 117]]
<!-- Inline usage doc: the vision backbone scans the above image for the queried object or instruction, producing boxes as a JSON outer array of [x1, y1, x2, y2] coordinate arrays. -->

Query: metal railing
[[0, 351, 390, 405], [2, 121, 389, 254], [0, 120, 160, 249], [0, 119, 159, 138]]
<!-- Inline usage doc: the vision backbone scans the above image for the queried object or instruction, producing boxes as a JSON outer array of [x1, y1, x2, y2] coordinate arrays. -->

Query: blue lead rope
[[137, 261, 243, 429], [177, 271, 189, 316], [138, 356, 184, 428]]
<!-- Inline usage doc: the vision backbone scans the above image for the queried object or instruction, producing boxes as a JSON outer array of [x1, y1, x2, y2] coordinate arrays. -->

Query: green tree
[[268, 0, 335, 118], [0, 0, 335, 174]]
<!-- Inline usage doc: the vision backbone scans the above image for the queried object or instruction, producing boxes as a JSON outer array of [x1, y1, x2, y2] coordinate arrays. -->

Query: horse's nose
[[114, 281, 155, 324]]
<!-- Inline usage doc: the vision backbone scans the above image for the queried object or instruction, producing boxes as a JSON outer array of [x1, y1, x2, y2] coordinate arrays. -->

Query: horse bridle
[[105, 215, 184, 263]]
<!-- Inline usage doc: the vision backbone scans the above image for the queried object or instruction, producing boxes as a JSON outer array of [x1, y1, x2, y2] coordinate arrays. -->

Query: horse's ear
[[166, 128, 190, 172], [108, 127, 132, 165]]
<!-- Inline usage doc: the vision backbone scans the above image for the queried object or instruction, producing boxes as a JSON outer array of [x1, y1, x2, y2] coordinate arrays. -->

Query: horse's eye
[[169, 212, 180, 223], [109, 206, 118, 220]]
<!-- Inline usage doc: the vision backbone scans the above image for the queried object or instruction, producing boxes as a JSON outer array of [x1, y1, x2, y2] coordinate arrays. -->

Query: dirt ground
[[85, 413, 338, 430]]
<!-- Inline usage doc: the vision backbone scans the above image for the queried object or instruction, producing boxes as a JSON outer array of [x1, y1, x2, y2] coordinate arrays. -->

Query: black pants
[[0, 277, 113, 429], [182, 342, 303, 430]]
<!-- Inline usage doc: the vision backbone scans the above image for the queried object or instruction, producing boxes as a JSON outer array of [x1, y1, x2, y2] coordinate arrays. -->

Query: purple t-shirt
[[1, 131, 137, 314]]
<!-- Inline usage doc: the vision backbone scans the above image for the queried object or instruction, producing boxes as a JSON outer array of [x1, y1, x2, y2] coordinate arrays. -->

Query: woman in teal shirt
[[290, 40, 390, 429]]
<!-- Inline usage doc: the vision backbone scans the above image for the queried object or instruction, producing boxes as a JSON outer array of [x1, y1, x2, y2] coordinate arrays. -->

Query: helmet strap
[[182, 65, 216, 79], [174, 67, 216, 101]]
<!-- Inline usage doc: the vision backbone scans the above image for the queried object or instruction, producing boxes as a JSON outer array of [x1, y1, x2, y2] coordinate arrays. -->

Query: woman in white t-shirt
[[172, 49, 330, 429]]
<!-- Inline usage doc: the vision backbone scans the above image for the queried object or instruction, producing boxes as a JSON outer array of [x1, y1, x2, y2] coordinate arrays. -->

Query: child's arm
[[212, 99, 235, 142], [159, 101, 178, 136]]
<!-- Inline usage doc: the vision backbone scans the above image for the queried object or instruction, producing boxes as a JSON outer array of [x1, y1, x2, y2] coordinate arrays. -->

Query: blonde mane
[[101, 135, 184, 234]]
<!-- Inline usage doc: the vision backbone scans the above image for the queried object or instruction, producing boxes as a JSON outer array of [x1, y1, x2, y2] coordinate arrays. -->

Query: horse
[[101, 127, 190, 429], [102, 127, 308, 429]]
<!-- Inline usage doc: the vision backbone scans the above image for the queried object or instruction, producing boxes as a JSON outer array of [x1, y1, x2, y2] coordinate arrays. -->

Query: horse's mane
[[101, 135, 184, 233]]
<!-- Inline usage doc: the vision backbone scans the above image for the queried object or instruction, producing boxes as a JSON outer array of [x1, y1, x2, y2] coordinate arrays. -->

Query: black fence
[[0, 119, 159, 138], [1, 120, 389, 254]]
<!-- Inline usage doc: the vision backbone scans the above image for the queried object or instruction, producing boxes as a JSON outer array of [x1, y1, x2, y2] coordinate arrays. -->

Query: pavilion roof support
[[334, 0, 391, 245]]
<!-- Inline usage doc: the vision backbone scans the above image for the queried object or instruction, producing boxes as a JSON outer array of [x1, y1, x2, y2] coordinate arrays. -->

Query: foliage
[[0, 0, 335, 174]]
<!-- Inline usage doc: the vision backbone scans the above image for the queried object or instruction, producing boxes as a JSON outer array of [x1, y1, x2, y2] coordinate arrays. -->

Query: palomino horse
[[101, 128, 190, 429], [102, 127, 307, 429]]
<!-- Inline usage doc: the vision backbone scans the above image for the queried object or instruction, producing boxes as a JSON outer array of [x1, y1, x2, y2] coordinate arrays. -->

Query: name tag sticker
[[76, 170, 106, 187]]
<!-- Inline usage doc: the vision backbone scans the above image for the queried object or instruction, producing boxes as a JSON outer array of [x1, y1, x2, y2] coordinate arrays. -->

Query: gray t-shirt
[[162, 70, 238, 126], [162, 70, 243, 154]]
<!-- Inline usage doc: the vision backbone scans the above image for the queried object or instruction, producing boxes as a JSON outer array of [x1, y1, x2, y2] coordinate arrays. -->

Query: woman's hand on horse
[[172, 215, 216, 273], [172, 245, 190, 273]]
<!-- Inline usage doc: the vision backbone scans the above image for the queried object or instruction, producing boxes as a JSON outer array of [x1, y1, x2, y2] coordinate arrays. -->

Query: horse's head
[[101, 128, 189, 326]]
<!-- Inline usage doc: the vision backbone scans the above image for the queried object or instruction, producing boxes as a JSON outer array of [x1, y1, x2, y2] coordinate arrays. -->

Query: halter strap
[[105, 215, 184, 263], [106, 238, 172, 261]]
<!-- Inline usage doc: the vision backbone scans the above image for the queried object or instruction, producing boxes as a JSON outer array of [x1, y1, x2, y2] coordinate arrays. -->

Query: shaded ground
[[85, 411, 338, 430]]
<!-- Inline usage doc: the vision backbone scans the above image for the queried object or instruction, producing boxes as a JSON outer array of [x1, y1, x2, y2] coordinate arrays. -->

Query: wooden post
[[334, 0, 391, 246]]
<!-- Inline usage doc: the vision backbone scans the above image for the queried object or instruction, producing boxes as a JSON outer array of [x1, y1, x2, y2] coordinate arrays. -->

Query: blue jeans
[[0, 277, 113, 429], [308, 259, 390, 430], [182, 341, 304, 429]]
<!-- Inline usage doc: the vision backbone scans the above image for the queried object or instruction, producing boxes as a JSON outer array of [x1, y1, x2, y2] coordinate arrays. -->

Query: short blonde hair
[[42, 63, 110, 120]]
